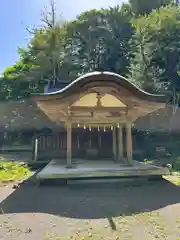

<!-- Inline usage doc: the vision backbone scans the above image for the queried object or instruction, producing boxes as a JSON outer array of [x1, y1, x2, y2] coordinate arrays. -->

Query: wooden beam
[[66, 121, 72, 167], [118, 126, 123, 161], [53, 117, 130, 124], [70, 106, 127, 112], [126, 123, 133, 164]]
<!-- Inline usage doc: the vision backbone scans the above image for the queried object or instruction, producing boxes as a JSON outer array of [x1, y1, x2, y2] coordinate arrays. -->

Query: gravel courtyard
[[0, 179, 180, 240]]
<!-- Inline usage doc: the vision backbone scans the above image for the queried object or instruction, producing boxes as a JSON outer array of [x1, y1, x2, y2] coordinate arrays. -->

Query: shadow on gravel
[[0, 179, 180, 219]]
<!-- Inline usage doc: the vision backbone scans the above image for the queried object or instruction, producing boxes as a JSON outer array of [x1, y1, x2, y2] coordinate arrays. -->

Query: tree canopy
[[1, 0, 180, 102], [129, 6, 180, 94], [129, 0, 172, 15]]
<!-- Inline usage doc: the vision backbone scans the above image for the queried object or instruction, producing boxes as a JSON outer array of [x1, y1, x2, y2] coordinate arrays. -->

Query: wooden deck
[[36, 159, 169, 181]]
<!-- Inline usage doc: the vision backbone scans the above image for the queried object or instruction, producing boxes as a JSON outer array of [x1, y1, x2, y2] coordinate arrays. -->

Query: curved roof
[[33, 71, 167, 103], [44, 81, 70, 94]]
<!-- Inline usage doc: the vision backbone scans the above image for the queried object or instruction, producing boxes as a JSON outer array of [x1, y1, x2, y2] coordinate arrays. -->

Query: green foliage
[[66, 4, 133, 75], [128, 6, 180, 94], [173, 156, 180, 171], [144, 159, 153, 164], [0, 159, 31, 183], [1, 3, 134, 101], [0, 46, 41, 101], [129, 0, 173, 15], [1, 1, 180, 102]]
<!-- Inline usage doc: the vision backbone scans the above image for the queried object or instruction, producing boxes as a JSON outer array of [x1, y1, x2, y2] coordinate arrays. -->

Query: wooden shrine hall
[[32, 71, 170, 181]]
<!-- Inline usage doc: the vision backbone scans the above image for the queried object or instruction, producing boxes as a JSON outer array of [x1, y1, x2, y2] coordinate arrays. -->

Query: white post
[[34, 137, 38, 161]]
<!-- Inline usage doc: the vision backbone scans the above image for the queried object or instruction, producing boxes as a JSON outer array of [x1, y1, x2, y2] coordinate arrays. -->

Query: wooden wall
[[36, 128, 115, 160]]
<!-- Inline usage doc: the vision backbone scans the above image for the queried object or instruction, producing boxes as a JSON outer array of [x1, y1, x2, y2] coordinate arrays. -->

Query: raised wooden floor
[[36, 159, 169, 181]]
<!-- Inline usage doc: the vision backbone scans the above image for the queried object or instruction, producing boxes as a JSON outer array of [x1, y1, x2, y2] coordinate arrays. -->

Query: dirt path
[[0, 179, 180, 240]]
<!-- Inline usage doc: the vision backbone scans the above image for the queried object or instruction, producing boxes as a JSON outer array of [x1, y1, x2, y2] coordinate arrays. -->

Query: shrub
[[173, 156, 180, 171], [0, 158, 31, 183]]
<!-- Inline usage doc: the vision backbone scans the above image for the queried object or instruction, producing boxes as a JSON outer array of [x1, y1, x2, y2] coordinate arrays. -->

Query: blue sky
[[0, 0, 126, 74]]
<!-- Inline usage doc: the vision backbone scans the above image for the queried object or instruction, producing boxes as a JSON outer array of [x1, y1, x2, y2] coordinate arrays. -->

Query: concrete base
[[36, 159, 169, 181]]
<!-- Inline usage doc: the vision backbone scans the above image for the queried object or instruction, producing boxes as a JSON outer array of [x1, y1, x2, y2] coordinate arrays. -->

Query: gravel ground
[[0, 179, 180, 240]]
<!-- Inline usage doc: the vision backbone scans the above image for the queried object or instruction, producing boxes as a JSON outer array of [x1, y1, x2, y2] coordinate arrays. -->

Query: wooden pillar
[[66, 121, 72, 167], [118, 126, 123, 161], [112, 127, 117, 160], [89, 139, 92, 148], [99, 135, 102, 148], [77, 136, 80, 149], [126, 123, 133, 164]]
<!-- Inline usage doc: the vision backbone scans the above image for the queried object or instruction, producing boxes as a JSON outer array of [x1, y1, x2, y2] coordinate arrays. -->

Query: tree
[[66, 4, 133, 76], [128, 6, 180, 97], [3, 1, 180, 103], [27, 0, 69, 86], [0, 47, 38, 101], [129, 0, 172, 15], [1, 0, 72, 101]]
